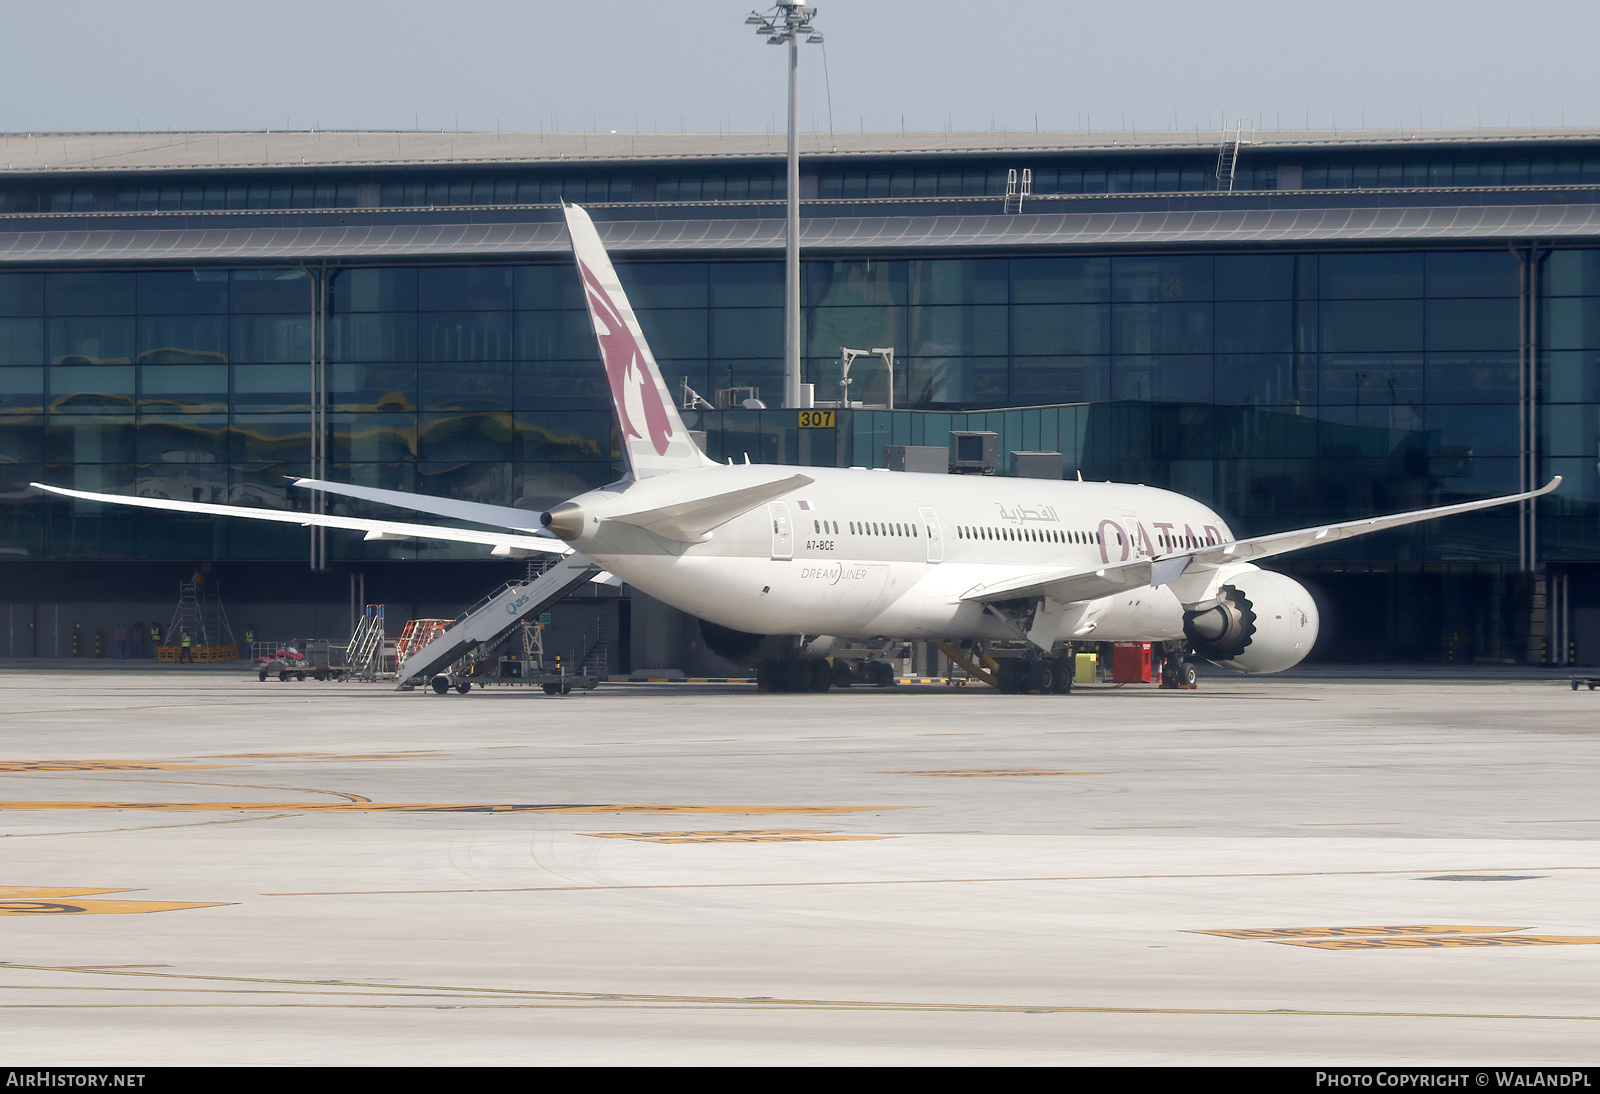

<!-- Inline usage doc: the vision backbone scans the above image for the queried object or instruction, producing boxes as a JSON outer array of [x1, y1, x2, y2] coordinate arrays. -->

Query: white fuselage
[[563, 466, 1236, 645]]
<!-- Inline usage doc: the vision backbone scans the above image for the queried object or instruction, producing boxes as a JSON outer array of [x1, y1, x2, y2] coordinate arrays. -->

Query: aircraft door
[[919, 506, 943, 563], [768, 501, 793, 560]]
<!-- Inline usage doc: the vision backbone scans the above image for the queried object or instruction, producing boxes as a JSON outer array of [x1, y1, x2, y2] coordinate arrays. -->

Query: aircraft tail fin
[[563, 202, 714, 479]]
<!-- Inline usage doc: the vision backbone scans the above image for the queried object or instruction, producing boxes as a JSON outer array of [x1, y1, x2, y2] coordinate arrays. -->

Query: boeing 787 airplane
[[34, 203, 1558, 693]]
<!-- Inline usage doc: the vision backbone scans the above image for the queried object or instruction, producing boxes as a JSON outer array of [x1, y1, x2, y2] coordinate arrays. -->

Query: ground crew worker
[[179, 631, 193, 663], [151, 622, 162, 653]]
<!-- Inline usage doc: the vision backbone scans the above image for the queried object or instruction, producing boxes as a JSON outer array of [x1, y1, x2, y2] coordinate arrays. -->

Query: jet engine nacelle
[[1183, 568, 1319, 674]]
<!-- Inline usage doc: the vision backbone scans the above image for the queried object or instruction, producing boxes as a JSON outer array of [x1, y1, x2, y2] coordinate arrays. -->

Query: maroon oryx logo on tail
[[577, 259, 675, 457]]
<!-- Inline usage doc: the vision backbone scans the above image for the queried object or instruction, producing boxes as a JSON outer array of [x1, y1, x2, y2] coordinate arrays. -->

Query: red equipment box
[[1112, 641, 1152, 683]]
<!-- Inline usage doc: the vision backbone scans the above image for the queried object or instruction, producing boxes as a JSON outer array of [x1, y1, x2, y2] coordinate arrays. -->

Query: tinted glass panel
[[1214, 255, 1295, 301], [420, 361, 512, 411], [233, 364, 310, 412], [418, 313, 512, 362], [45, 272, 135, 316], [0, 274, 43, 317], [328, 314, 416, 363], [139, 365, 228, 412], [1319, 301, 1424, 352], [1425, 298, 1518, 352], [231, 270, 311, 313], [0, 319, 43, 365], [907, 305, 1007, 357], [711, 263, 782, 307], [1215, 301, 1294, 353], [1424, 251, 1520, 298], [1011, 257, 1110, 303], [1113, 256, 1213, 302], [615, 263, 708, 309], [136, 316, 228, 363], [1011, 304, 1108, 355], [330, 268, 418, 312], [515, 265, 584, 310], [515, 311, 595, 360], [417, 412, 512, 461], [909, 259, 1008, 305], [1319, 253, 1424, 299], [417, 267, 513, 311], [136, 271, 229, 314]]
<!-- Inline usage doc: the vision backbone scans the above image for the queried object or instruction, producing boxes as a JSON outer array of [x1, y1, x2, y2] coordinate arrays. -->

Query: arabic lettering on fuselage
[[994, 503, 1061, 525]]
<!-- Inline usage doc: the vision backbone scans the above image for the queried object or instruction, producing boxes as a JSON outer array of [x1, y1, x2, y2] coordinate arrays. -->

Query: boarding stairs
[[347, 604, 387, 682], [393, 552, 599, 689]]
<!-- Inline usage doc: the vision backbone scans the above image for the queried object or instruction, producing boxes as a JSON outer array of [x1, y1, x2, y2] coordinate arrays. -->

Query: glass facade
[[2, 247, 1591, 574]]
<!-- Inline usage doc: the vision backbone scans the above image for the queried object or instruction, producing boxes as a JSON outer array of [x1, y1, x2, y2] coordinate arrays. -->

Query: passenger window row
[[845, 520, 919, 538], [956, 526, 1098, 544]]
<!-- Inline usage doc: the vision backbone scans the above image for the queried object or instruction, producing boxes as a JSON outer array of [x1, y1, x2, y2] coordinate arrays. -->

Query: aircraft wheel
[[830, 659, 854, 688], [783, 660, 812, 692], [808, 659, 831, 692], [1051, 657, 1074, 693], [1180, 662, 1199, 687], [454, 680, 472, 695], [756, 660, 782, 693], [430, 675, 451, 695], [867, 660, 895, 687], [996, 659, 1029, 694], [1032, 661, 1054, 694]]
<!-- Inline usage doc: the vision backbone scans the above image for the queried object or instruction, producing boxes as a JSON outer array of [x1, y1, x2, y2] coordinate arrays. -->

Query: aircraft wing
[[30, 483, 572, 556], [1182, 475, 1561, 568], [963, 477, 1561, 607]]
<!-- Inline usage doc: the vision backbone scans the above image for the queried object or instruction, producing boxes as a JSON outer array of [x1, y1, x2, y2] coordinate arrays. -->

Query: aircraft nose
[[541, 502, 585, 541]]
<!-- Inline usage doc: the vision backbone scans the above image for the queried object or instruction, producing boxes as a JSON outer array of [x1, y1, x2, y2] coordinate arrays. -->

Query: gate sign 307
[[798, 411, 835, 428]]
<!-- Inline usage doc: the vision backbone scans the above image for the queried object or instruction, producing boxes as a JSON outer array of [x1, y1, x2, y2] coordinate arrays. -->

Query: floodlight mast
[[747, 3, 823, 410]]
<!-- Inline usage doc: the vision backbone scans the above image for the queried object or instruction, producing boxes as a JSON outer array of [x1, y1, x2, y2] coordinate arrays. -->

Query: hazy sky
[[3, 1, 1598, 136]]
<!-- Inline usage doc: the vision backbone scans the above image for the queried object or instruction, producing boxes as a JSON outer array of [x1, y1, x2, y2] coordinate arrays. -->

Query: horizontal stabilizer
[[607, 473, 814, 542], [30, 483, 570, 556], [293, 478, 552, 533]]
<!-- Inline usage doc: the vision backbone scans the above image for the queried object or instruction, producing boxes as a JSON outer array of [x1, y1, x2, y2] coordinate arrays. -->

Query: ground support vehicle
[[253, 640, 350, 682]]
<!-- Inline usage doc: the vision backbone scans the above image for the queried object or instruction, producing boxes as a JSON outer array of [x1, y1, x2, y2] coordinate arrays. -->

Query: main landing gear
[[756, 658, 895, 693], [994, 656, 1074, 695]]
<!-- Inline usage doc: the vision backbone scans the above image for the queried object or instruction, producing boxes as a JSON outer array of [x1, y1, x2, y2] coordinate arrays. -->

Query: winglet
[[563, 202, 714, 479]]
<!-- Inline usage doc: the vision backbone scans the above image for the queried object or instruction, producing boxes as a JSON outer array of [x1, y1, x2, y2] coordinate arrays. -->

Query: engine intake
[[1184, 569, 1319, 674]]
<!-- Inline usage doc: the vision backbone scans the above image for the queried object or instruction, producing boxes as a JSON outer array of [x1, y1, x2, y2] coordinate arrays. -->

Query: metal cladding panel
[[3, 203, 1600, 263]]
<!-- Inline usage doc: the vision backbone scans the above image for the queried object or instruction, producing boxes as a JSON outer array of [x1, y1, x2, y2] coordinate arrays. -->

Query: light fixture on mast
[[746, 3, 823, 410]]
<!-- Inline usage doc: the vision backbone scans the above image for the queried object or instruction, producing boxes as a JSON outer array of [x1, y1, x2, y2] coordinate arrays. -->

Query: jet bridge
[[394, 552, 599, 691]]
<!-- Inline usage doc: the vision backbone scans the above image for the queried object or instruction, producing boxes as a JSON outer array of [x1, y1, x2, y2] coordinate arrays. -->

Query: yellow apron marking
[[1276, 935, 1600, 950], [0, 899, 229, 916], [888, 769, 1104, 777], [0, 886, 228, 916], [0, 801, 890, 815], [1192, 925, 1525, 940], [0, 762, 232, 772], [585, 829, 891, 843]]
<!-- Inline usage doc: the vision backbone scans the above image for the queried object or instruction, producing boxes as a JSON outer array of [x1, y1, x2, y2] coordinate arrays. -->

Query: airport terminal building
[[2, 126, 1599, 667]]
